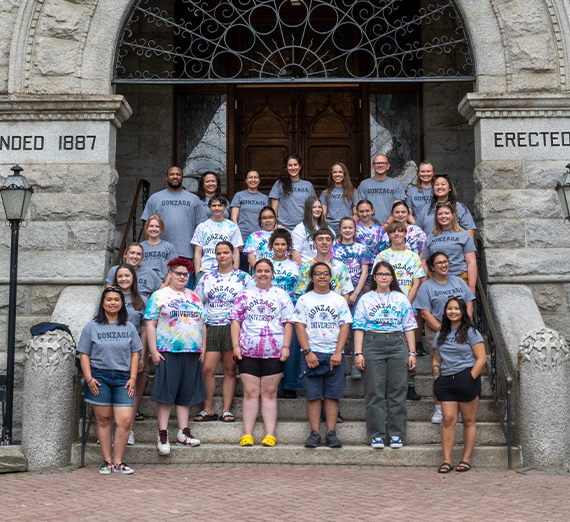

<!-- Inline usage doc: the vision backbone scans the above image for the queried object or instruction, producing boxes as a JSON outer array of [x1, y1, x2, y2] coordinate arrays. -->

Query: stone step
[[89, 419, 507, 446], [72, 442, 519, 469], [133, 397, 502, 423]]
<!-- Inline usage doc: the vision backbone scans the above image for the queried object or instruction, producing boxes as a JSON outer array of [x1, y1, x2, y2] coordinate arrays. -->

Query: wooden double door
[[233, 87, 364, 195]]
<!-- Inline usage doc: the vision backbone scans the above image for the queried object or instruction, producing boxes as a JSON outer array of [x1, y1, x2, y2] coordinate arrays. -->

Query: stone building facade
[[0, 0, 569, 462]]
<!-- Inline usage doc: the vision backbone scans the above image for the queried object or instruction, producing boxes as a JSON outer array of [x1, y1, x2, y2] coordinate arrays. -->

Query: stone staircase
[[72, 353, 518, 468]]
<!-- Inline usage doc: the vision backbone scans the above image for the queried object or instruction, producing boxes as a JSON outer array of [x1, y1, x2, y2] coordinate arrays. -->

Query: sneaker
[[458, 412, 463, 423], [325, 430, 342, 448], [304, 430, 322, 448], [177, 427, 200, 447], [157, 429, 171, 455], [390, 436, 403, 448], [407, 383, 421, 401], [99, 461, 112, 475], [371, 437, 384, 449], [431, 410, 443, 424], [112, 462, 134, 475], [351, 368, 362, 380], [127, 430, 135, 446]]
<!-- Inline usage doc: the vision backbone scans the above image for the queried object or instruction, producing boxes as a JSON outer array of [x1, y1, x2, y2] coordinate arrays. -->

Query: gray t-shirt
[[319, 187, 359, 233], [405, 186, 433, 217], [433, 327, 484, 376], [357, 177, 406, 224], [76, 320, 143, 372], [269, 179, 316, 229], [125, 293, 148, 334], [105, 265, 162, 300], [230, 190, 269, 242], [415, 202, 476, 235], [413, 275, 475, 322], [141, 189, 207, 259], [421, 230, 476, 276], [201, 196, 230, 220], [140, 240, 177, 281]]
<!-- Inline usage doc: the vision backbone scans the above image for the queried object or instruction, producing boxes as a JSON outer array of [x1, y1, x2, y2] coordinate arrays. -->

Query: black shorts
[[433, 366, 481, 403], [205, 324, 232, 352], [237, 356, 285, 378]]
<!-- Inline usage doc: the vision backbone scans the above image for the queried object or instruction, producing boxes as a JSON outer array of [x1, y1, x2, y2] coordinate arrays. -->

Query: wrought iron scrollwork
[[114, 0, 475, 83]]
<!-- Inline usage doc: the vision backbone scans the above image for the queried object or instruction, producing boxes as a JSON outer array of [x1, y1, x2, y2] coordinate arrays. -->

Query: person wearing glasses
[[414, 174, 476, 239], [356, 154, 406, 226], [294, 262, 353, 448], [413, 251, 475, 424], [77, 286, 142, 475], [144, 257, 206, 456], [421, 202, 477, 295], [353, 261, 417, 450], [243, 206, 278, 268]]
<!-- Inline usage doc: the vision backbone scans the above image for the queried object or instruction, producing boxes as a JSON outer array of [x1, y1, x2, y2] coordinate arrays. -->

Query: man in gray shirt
[[357, 154, 405, 226], [141, 166, 207, 261]]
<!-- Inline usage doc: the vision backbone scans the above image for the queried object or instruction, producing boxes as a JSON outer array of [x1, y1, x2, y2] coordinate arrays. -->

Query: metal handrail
[[115, 178, 150, 264], [476, 275, 513, 468]]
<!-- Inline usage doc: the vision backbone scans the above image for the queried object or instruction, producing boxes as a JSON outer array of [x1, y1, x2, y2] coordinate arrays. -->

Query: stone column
[[22, 329, 76, 471], [519, 328, 570, 468]]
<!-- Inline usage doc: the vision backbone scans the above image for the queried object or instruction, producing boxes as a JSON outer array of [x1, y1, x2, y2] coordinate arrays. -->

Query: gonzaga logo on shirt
[[97, 331, 129, 340]]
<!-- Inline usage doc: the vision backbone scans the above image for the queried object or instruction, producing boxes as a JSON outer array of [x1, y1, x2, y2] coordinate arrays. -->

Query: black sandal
[[438, 462, 453, 474], [456, 461, 471, 472]]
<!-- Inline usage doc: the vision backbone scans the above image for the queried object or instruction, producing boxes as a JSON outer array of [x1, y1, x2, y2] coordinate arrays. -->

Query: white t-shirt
[[291, 223, 319, 264], [294, 291, 353, 354], [191, 218, 244, 272]]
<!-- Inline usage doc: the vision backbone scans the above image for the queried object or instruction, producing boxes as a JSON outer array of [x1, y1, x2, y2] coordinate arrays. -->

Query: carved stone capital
[[24, 330, 75, 375], [519, 327, 570, 373]]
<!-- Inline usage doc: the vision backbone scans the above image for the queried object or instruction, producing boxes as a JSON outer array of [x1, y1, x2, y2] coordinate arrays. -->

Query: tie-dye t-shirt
[[355, 222, 387, 262], [191, 218, 244, 272], [294, 291, 353, 354], [330, 242, 373, 287], [380, 225, 426, 256], [195, 269, 254, 326], [353, 291, 417, 332], [374, 249, 425, 297], [294, 258, 354, 297], [144, 287, 206, 353], [271, 259, 301, 302], [229, 286, 295, 358], [243, 230, 274, 261]]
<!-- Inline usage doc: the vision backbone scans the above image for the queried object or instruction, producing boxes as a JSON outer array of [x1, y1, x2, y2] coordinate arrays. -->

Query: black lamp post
[[0, 165, 33, 445], [555, 163, 570, 221]]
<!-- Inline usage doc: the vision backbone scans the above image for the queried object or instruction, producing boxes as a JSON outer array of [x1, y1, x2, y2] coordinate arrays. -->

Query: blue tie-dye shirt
[[271, 259, 301, 303], [353, 291, 417, 332], [330, 241, 373, 287]]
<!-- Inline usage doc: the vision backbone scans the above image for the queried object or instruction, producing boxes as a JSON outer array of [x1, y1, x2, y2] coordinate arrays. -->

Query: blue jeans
[[283, 328, 302, 390]]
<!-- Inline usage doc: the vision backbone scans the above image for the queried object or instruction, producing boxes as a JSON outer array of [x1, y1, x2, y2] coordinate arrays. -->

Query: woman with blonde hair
[[141, 214, 177, 282]]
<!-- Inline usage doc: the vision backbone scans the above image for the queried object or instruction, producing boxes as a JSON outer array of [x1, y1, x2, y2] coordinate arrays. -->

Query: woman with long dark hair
[[243, 206, 278, 267], [320, 162, 358, 233], [269, 154, 316, 230], [291, 196, 334, 265], [432, 297, 486, 473]]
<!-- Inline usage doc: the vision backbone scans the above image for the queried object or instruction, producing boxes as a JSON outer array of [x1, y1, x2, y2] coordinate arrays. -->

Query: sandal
[[194, 410, 218, 422], [261, 435, 276, 447], [240, 435, 254, 446], [135, 410, 144, 422], [456, 461, 471, 472], [220, 411, 235, 423], [437, 462, 453, 474]]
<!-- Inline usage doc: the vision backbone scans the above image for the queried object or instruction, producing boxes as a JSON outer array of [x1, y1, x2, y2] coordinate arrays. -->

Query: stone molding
[[0, 94, 132, 127], [519, 327, 570, 372], [24, 330, 75, 374], [459, 93, 570, 124]]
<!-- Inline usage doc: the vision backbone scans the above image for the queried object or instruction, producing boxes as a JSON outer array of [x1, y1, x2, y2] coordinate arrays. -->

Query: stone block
[[509, 72, 560, 94], [30, 285, 65, 314], [0, 285, 31, 314], [564, 283, 570, 310], [0, 221, 68, 251], [525, 219, 570, 249], [499, 0, 551, 38], [0, 350, 26, 388], [19, 164, 66, 192], [475, 189, 562, 219], [51, 285, 102, 340], [36, 0, 93, 41], [0, 446, 27, 474], [507, 35, 556, 74], [15, 315, 52, 350], [33, 37, 80, 77], [67, 220, 114, 250], [485, 248, 570, 281], [65, 164, 119, 193], [542, 315, 570, 344], [529, 283, 564, 313], [523, 160, 570, 190], [29, 193, 115, 221], [473, 161, 524, 190], [480, 218, 525, 248]]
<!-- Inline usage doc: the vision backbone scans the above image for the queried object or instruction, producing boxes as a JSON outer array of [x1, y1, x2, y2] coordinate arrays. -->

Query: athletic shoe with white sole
[[431, 410, 443, 424], [157, 429, 171, 455], [177, 427, 200, 447], [127, 430, 135, 445], [112, 462, 134, 475], [99, 461, 112, 475], [390, 436, 403, 448], [371, 437, 384, 449]]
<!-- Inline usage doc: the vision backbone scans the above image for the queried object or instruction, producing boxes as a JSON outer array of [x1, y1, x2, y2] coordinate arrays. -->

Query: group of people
[[77, 154, 485, 475]]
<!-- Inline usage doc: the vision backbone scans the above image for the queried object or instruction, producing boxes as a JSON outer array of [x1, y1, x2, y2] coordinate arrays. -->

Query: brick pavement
[[2, 465, 570, 521]]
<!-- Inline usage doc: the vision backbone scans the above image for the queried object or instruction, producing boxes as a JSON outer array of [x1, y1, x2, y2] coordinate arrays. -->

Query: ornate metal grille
[[114, 0, 475, 83]]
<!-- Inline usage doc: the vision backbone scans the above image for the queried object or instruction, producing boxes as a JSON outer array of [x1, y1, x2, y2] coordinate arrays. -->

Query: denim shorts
[[300, 352, 346, 401], [83, 368, 133, 407]]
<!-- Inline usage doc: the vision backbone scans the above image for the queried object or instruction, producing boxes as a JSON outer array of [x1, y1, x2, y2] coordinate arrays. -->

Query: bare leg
[[199, 351, 221, 417], [306, 399, 321, 432], [112, 406, 133, 464], [175, 405, 190, 430], [156, 402, 171, 431], [222, 349, 237, 413], [94, 405, 113, 463], [440, 401, 459, 464], [241, 373, 261, 436], [458, 397, 479, 464], [260, 373, 282, 437], [324, 398, 339, 433]]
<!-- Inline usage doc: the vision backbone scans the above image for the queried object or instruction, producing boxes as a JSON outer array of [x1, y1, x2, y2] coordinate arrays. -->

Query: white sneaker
[[431, 410, 443, 424], [177, 428, 200, 447], [127, 430, 135, 446], [157, 430, 171, 455], [458, 412, 463, 423]]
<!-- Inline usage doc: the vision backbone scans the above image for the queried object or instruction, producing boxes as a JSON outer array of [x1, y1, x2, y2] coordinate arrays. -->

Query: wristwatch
[[303, 349, 311, 356]]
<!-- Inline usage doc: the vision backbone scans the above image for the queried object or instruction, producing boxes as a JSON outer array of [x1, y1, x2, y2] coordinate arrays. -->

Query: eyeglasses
[[375, 272, 393, 278], [261, 215, 275, 220], [313, 271, 331, 277], [171, 271, 189, 278], [434, 260, 449, 266], [373, 162, 389, 166]]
